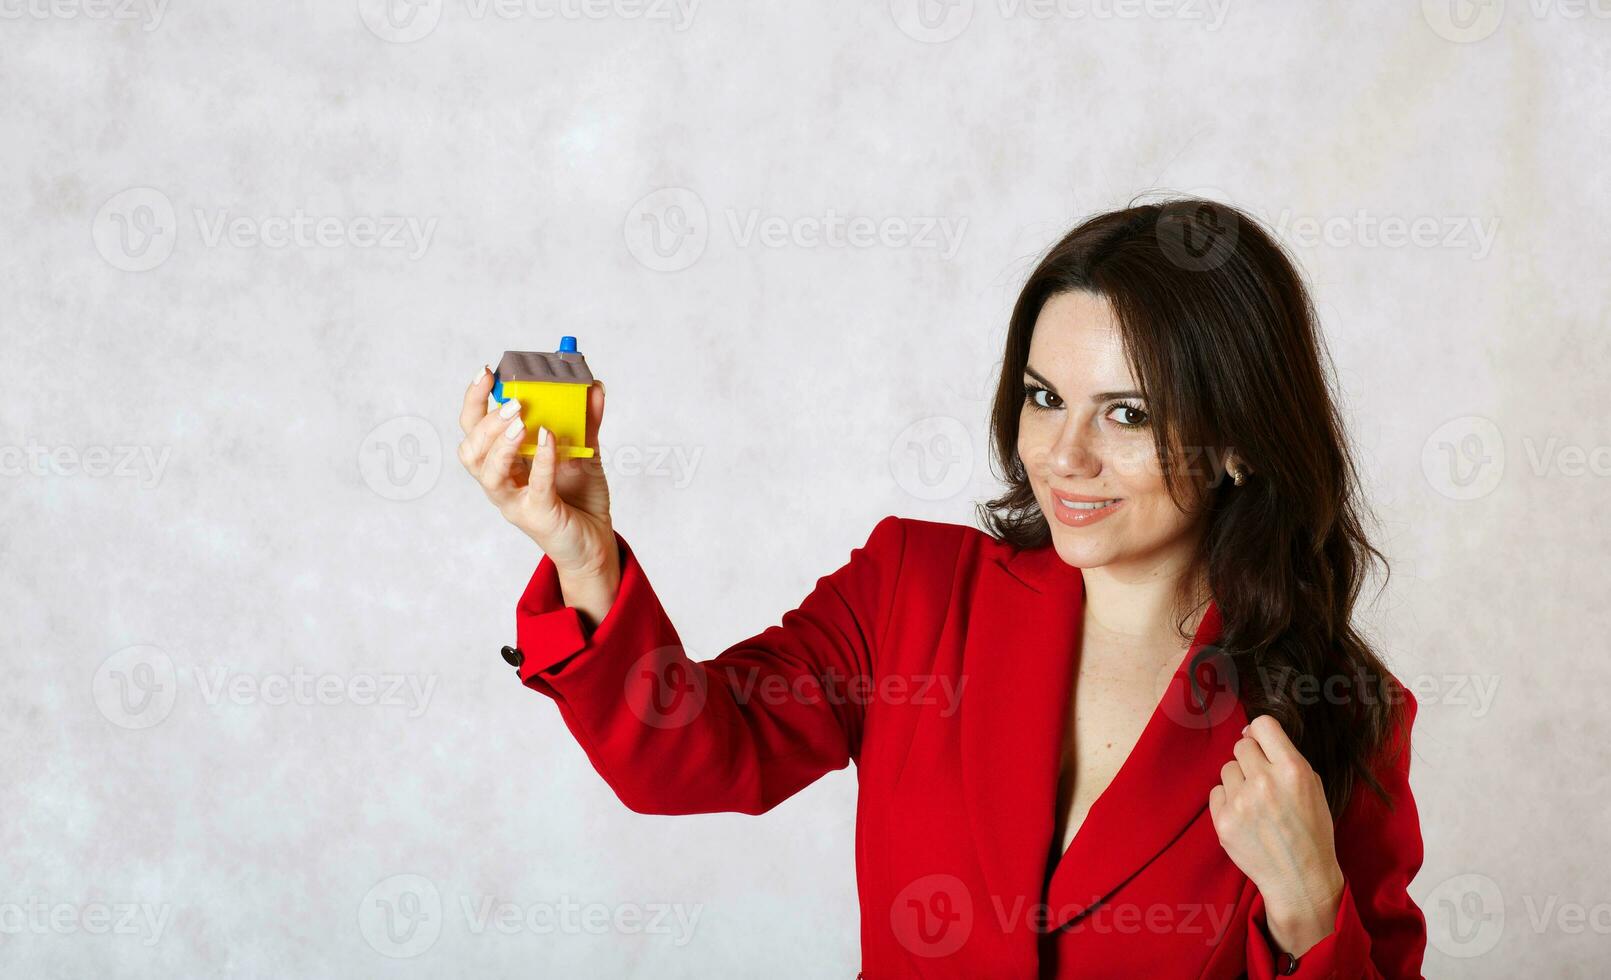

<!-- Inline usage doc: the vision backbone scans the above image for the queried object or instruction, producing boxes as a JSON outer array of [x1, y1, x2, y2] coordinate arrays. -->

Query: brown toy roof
[[496, 349, 594, 385]]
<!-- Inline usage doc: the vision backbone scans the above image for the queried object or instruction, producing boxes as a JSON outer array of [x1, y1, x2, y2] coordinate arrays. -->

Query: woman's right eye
[[1024, 383, 1062, 411]]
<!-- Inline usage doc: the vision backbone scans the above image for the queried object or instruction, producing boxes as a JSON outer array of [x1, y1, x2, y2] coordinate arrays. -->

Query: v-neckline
[[1043, 600, 1219, 884], [957, 538, 1242, 934]]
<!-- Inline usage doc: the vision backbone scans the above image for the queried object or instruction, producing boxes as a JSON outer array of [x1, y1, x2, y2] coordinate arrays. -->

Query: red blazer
[[511, 516, 1427, 978]]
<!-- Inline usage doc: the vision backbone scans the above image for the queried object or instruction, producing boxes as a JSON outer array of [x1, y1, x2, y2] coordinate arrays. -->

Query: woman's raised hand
[[457, 366, 616, 578]]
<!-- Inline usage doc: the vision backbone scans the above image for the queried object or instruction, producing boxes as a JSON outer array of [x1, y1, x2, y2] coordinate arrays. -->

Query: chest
[[1053, 633, 1184, 856]]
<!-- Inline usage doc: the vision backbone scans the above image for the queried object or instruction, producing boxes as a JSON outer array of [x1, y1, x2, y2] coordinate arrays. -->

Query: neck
[[1078, 543, 1207, 646]]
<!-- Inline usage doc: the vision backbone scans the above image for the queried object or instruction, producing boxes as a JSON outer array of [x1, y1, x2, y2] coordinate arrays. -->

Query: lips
[[1056, 495, 1121, 510], [1050, 491, 1125, 528], [1053, 492, 1121, 507]]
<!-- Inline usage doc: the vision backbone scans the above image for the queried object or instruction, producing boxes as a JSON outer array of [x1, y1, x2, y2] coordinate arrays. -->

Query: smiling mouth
[[1052, 493, 1122, 510], [1056, 497, 1121, 510], [1049, 492, 1125, 527]]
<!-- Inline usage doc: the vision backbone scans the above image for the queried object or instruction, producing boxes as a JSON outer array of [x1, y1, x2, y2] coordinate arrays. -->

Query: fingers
[[458, 397, 522, 476], [1218, 759, 1244, 795], [476, 412, 527, 503], [583, 380, 605, 451], [459, 365, 494, 435], [1242, 713, 1306, 772], [1232, 735, 1271, 779]]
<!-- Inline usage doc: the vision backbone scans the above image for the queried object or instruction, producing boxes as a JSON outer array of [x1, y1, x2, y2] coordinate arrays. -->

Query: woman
[[457, 200, 1427, 978]]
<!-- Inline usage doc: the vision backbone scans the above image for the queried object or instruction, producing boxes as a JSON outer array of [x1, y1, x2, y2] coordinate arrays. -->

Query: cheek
[[1106, 439, 1166, 492], [1016, 417, 1052, 475]]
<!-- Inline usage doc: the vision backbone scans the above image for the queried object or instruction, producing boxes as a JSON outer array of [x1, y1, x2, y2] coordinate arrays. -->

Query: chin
[[1047, 530, 1114, 569]]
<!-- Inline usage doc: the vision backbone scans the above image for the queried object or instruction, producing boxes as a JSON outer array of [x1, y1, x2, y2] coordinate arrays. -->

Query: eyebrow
[[1023, 365, 1145, 403]]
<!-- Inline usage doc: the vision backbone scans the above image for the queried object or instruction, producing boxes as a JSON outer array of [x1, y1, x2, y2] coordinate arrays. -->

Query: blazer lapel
[[958, 537, 1250, 933], [1044, 590, 1248, 930], [958, 541, 1085, 913]]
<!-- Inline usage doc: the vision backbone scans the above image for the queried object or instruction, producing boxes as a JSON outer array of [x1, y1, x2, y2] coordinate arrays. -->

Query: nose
[[1048, 420, 1102, 480]]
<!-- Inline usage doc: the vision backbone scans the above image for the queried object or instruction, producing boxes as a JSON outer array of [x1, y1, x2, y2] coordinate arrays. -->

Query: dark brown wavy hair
[[976, 198, 1404, 815]]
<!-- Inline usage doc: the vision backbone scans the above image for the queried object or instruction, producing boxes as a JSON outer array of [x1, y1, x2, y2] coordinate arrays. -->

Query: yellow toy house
[[492, 336, 596, 459]]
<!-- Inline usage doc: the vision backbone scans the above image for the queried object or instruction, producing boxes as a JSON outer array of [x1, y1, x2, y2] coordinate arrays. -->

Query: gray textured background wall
[[4, 1, 1607, 976]]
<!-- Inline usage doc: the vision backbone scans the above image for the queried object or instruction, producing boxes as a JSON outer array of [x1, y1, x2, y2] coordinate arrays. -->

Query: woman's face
[[1017, 290, 1204, 572]]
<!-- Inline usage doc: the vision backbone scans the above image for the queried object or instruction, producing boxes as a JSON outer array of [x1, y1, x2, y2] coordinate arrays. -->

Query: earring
[[1225, 453, 1248, 487]]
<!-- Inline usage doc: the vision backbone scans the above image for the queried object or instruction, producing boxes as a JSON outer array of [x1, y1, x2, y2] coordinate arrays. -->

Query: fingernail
[[1240, 724, 1249, 735], [474, 365, 489, 385], [499, 399, 522, 419], [537, 426, 549, 447], [503, 418, 524, 441]]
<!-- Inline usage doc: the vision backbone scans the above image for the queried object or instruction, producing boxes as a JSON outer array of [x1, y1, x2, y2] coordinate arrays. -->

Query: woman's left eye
[[1107, 402, 1150, 428]]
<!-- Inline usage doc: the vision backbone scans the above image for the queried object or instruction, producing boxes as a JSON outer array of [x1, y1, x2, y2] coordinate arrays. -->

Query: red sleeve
[[510, 515, 906, 816], [1245, 684, 1427, 978]]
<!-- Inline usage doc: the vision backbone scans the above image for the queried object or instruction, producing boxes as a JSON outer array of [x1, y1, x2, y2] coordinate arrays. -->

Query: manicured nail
[[503, 418, 524, 441], [498, 399, 522, 419], [537, 426, 549, 447], [1240, 724, 1249, 735], [473, 365, 489, 385]]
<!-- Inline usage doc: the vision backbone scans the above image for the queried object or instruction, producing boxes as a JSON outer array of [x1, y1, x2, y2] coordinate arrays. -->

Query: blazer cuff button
[[500, 645, 524, 668]]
